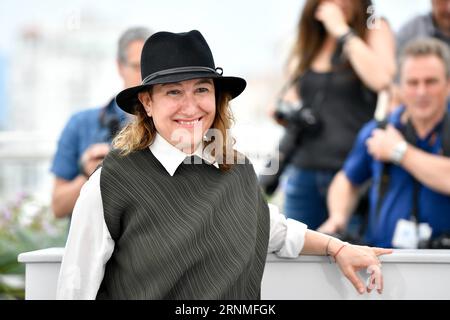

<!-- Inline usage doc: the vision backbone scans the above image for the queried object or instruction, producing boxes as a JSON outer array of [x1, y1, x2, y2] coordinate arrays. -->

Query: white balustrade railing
[[18, 248, 450, 300]]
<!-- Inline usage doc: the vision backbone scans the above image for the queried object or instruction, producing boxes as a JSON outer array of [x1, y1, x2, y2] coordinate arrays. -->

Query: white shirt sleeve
[[267, 203, 308, 258], [56, 168, 115, 300]]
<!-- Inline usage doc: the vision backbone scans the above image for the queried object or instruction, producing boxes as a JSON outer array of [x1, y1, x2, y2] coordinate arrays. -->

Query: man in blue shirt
[[51, 27, 152, 218], [318, 38, 450, 248]]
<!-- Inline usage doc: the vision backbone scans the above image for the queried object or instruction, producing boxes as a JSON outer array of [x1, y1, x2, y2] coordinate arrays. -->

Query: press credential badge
[[392, 219, 432, 248]]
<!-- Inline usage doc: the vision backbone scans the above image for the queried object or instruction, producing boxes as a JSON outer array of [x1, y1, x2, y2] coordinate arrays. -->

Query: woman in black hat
[[56, 30, 391, 300]]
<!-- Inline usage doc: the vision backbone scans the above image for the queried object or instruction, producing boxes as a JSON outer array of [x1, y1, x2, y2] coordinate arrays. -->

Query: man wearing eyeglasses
[[50, 27, 152, 219]]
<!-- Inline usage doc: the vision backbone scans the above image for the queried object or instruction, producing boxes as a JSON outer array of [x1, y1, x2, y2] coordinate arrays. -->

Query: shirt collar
[[394, 103, 450, 142], [149, 133, 218, 176]]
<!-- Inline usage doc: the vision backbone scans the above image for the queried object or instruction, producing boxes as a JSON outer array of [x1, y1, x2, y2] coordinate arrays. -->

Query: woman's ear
[[138, 91, 152, 117]]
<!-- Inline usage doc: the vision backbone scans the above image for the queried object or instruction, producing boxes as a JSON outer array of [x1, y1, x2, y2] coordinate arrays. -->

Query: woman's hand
[[315, 1, 350, 38], [80, 143, 111, 177], [332, 243, 393, 294]]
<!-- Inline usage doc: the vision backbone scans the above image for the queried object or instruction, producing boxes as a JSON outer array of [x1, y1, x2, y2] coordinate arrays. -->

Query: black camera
[[419, 233, 450, 249], [273, 100, 322, 137], [258, 101, 322, 196]]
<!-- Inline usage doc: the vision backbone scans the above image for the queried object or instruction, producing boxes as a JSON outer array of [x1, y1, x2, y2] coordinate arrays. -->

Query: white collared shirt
[[56, 134, 307, 300]]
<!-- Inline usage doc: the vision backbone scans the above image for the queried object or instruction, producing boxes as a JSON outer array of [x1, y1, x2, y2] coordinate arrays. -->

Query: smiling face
[[138, 78, 216, 153]]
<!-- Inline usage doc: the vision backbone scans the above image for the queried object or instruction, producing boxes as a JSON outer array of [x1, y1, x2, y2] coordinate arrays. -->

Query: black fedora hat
[[116, 30, 247, 114]]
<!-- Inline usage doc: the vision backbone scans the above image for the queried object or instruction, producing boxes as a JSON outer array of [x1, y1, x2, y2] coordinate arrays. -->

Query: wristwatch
[[390, 140, 408, 165], [337, 28, 355, 47]]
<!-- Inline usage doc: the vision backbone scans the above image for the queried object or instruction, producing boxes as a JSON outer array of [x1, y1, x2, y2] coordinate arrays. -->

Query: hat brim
[[116, 72, 246, 114]]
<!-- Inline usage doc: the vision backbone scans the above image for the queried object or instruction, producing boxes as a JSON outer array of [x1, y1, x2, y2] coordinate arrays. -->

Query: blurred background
[[0, 0, 432, 298]]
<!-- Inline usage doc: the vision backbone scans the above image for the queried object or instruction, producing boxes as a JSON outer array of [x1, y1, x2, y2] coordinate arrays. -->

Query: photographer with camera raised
[[50, 27, 152, 219], [260, 0, 396, 232], [319, 38, 450, 249]]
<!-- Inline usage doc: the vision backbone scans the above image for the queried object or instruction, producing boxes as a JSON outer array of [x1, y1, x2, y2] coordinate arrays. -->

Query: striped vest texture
[[96, 148, 270, 299]]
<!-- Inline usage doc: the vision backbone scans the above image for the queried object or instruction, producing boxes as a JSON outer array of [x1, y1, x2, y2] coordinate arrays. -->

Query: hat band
[[141, 66, 220, 85]]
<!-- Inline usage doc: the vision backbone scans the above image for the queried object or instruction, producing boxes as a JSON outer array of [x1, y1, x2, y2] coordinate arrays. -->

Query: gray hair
[[399, 37, 450, 78], [117, 27, 152, 63]]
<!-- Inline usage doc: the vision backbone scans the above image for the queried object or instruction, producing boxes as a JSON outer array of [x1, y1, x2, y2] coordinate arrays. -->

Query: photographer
[[50, 27, 152, 218], [261, 0, 395, 231], [319, 38, 450, 249]]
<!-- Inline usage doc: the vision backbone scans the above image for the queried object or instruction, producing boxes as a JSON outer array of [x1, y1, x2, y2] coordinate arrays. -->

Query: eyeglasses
[[123, 61, 140, 72]]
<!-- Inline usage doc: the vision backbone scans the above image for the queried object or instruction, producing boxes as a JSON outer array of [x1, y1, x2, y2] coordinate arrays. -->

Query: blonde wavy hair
[[112, 85, 237, 171]]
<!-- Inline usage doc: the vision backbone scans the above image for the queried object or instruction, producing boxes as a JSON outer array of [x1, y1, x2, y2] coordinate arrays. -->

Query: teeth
[[178, 119, 200, 125]]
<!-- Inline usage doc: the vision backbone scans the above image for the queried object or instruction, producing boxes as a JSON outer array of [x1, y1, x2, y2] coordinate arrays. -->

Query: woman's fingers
[[344, 268, 365, 294], [366, 264, 383, 294], [378, 271, 384, 294], [372, 247, 393, 256], [338, 245, 389, 295]]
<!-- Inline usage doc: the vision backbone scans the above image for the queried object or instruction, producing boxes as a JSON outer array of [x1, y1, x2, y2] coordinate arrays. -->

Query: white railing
[[18, 248, 450, 300]]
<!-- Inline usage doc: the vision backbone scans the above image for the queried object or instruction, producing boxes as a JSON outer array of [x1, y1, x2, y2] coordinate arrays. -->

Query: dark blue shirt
[[343, 105, 450, 248], [50, 99, 128, 181]]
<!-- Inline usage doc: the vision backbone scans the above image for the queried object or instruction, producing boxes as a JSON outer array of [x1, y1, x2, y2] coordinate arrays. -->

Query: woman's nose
[[180, 93, 199, 114]]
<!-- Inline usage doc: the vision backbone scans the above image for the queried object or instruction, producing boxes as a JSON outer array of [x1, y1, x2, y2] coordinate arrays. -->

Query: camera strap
[[375, 110, 450, 222], [99, 97, 122, 141], [276, 66, 333, 113], [275, 74, 302, 105], [261, 71, 333, 196]]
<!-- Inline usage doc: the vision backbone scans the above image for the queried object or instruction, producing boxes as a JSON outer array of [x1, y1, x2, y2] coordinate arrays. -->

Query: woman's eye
[[196, 87, 209, 93], [167, 90, 180, 95]]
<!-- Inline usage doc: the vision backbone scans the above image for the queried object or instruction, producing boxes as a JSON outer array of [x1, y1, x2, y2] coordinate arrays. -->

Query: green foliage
[[0, 192, 68, 299]]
